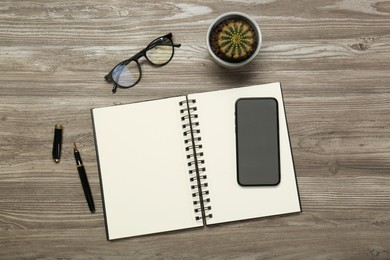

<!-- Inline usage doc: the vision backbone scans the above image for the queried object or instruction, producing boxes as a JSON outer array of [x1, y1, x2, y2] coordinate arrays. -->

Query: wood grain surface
[[1, 0, 390, 259]]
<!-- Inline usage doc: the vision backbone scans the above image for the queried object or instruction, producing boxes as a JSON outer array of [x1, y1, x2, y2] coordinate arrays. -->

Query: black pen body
[[76, 164, 95, 213], [74, 145, 95, 213]]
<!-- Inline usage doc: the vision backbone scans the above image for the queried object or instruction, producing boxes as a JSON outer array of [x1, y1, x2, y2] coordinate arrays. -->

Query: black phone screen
[[235, 98, 280, 186]]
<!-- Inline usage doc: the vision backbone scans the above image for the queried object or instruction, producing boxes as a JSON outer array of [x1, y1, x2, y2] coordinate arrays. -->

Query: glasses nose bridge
[[132, 48, 147, 62]]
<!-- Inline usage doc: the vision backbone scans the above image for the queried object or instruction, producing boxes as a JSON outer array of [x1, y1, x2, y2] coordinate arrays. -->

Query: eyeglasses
[[105, 33, 181, 93]]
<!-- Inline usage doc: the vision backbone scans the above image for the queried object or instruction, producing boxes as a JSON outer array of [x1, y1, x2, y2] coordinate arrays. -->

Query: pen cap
[[52, 124, 63, 163]]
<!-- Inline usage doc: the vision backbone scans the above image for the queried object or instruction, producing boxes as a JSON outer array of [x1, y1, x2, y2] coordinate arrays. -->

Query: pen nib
[[74, 142, 78, 152]]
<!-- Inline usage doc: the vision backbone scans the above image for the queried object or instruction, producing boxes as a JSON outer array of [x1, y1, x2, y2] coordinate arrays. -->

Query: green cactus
[[216, 19, 257, 62]]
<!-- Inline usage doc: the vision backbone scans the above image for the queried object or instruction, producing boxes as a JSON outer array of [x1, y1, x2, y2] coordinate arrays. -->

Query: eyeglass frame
[[105, 33, 181, 93]]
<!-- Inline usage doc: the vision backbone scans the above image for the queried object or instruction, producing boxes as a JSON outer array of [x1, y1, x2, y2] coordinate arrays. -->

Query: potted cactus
[[207, 12, 262, 68]]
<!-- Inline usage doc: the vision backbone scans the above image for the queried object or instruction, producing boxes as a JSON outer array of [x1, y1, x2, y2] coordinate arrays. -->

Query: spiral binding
[[179, 98, 212, 222]]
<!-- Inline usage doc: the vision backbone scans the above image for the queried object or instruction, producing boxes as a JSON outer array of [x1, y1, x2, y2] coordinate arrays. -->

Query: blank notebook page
[[92, 96, 202, 240], [188, 83, 301, 225]]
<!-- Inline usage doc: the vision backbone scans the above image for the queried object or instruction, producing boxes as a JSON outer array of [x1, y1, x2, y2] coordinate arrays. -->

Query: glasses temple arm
[[112, 84, 118, 94]]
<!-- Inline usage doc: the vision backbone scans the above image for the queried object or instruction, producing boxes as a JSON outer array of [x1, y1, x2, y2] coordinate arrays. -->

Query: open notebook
[[92, 82, 301, 240]]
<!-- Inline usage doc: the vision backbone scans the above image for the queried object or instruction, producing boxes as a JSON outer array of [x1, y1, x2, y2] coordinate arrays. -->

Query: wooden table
[[1, 1, 389, 258]]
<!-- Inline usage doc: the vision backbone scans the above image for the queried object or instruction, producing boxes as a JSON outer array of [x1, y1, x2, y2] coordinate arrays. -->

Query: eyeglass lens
[[146, 37, 174, 65], [112, 61, 141, 87]]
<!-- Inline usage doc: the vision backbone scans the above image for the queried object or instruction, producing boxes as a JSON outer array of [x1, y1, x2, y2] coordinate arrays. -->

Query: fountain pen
[[74, 143, 95, 213]]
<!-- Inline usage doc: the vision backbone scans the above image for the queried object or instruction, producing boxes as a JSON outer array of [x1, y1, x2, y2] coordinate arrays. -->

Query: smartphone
[[235, 98, 280, 186]]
